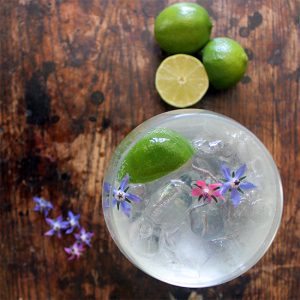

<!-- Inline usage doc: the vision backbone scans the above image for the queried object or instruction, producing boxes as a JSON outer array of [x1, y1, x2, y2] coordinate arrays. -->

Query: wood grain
[[0, 0, 299, 299]]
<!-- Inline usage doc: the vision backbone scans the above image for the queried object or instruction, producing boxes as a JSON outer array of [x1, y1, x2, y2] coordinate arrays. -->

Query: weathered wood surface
[[0, 0, 299, 299]]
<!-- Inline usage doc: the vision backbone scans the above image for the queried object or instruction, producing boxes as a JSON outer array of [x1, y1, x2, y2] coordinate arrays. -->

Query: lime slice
[[118, 128, 195, 183], [155, 54, 209, 108]]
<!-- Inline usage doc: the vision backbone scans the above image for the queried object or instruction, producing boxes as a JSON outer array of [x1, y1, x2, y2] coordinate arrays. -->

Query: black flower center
[[234, 180, 240, 186], [116, 190, 126, 202]]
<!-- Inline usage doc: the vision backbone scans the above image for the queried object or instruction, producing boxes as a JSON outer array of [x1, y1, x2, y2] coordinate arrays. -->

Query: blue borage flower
[[220, 164, 256, 206], [66, 211, 80, 234], [45, 216, 69, 238], [33, 197, 53, 216], [74, 228, 93, 247], [104, 174, 142, 217]]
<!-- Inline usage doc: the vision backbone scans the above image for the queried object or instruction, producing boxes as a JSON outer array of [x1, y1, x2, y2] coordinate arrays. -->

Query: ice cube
[[163, 223, 209, 271], [193, 138, 208, 151], [128, 183, 148, 221], [189, 204, 224, 239], [191, 141, 236, 182], [129, 218, 161, 256], [128, 183, 147, 199], [145, 180, 192, 230], [248, 198, 274, 226], [209, 140, 224, 151], [194, 140, 214, 154], [193, 139, 225, 154], [194, 135, 241, 168], [208, 235, 243, 267]]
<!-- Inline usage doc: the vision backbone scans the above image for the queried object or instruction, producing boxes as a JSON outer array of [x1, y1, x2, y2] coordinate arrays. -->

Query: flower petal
[[209, 183, 222, 190], [221, 165, 231, 180], [220, 182, 231, 194], [120, 174, 129, 191], [103, 182, 111, 193], [103, 198, 110, 208], [240, 181, 256, 190], [191, 187, 202, 197], [64, 247, 72, 254], [45, 218, 55, 226], [57, 215, 63, 222], [43, 210, 50, 217], [33, 197, 42, 203], [112, 198, 117, 206], [66, 228, 73, 234], [112, 188, 119, 198], [213, 191, 225, 200], [120, 201, 131, 217], [206, 196, 212, 203], [196, 180, 206, 188], [126, 193, 142, 203], [61, 221, 70, 229], [45, 229, 55, 236], [75, 214, 80, 221], [236, 164, 247, 179], [231, 189, 241, 206]]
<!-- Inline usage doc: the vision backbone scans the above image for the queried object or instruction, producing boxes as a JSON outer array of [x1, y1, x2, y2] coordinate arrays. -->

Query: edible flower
[[33, 197, 53, 216], [64, 242, 85, 260], [191, 180, 224, 203], [65, 211, 80, 234], [103, 174, 142, 217], [220, 164, 256, 206], [74, 228, 93, 247], [45, 216, 69, 238]]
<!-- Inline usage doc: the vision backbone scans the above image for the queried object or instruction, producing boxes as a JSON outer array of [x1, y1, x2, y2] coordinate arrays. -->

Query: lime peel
[[202, 37, 248, 90], [154, 2, 212, 54], [118, 128, 195, 183]]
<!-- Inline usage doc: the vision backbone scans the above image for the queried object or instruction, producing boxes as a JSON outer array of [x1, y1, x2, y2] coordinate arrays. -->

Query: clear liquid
[[103, 110, 282, 287]]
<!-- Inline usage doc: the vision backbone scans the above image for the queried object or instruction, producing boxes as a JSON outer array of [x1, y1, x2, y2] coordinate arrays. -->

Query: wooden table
[[0, 0, 299, 299]]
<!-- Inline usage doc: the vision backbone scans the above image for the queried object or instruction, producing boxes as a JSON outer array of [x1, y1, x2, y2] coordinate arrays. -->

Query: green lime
[[202, 37, 248, 89], [154, 3, 212, 54], [118, 128, 195, 183]]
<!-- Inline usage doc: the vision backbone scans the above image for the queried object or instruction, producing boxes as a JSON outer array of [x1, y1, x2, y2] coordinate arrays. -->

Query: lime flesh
[[155, 54, 209, 108]]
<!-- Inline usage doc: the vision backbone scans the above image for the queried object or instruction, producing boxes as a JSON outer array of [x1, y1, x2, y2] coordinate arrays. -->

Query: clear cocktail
[[102, 109, 283, 287]]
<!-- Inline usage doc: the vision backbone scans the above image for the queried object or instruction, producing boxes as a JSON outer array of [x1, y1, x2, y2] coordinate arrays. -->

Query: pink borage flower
[[64, 242, 85, 260], [191, 180, 224, 203]]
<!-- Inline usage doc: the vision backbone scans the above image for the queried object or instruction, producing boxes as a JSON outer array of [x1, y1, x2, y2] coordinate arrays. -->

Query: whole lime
[[154, 3, 212, 54], [118, 128, 195, 183], [202, 37, 248, 89]]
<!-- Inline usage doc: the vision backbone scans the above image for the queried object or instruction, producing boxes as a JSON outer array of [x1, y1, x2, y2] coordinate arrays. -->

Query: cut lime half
[[155, 54, 209, 108]]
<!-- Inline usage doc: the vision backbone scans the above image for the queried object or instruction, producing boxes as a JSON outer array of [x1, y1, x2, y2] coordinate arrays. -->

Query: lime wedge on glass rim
[[118, 128, 195, 183]]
